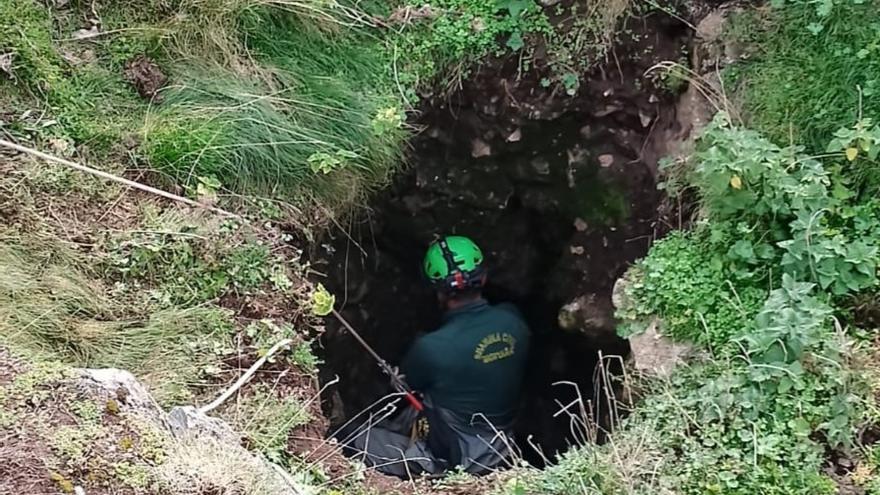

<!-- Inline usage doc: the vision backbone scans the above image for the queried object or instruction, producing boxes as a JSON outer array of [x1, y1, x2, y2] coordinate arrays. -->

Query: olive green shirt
[[401, 299, 530, 425]]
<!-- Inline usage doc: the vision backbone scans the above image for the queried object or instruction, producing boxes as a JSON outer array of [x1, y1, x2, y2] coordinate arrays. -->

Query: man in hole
[[339, 235, 531, 477]]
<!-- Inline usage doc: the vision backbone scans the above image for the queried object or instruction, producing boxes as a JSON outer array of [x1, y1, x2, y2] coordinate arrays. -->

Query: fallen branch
[[199, 338, 293, 414], [0, 138, 240, 219]]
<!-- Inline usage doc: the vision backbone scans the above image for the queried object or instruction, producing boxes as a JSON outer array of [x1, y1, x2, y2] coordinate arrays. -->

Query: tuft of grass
[[145, 11, 407, 205], [220, 383, 312, 464], [728, 1, 880, 155], [0, 237, 237, 404], [154, 435, 307, 495]]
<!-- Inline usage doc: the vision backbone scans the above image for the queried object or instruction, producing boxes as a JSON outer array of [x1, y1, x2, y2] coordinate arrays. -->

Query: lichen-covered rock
[[167, 405, 240, 445], [557, 293, 617, 338], [612, 276, 699, 377], [77, 368, 158, 415], [628, 318, 697, 377]]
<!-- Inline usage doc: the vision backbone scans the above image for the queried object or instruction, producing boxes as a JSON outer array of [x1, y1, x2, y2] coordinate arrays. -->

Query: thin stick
[[267, 461, 304, 495], [199, 338, 293, 414], [0, 138, 240, 219]]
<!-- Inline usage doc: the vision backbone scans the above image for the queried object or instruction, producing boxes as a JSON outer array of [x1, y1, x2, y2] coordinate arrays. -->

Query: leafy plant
[[310, 284, 335, 316]]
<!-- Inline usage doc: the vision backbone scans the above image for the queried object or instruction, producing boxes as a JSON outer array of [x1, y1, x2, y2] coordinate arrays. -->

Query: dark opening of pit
[[313, 13, 690, 467]]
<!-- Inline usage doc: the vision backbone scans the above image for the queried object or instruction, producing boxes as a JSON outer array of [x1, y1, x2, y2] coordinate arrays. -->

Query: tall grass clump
[[0, 238, 235, 404], [145, 9, 406, 205], [729, 1, 880, 153]]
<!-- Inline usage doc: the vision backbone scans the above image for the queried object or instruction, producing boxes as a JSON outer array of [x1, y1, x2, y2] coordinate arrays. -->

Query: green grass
[[729, 1, 880, 155], [0, 236, 237, 404], [219, 383, 312, 465], [0, 0, 149, 150], [143, 8, 408, 205]]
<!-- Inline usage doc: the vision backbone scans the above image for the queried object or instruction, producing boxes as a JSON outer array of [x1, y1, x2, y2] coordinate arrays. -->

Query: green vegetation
[[729, 1, 880, 163], [544, 112, 879, 494], [534, 3, 880, 489], [2, 0, 632, 210], [4, 0, 880, 493], [0, 234, 242, 403], [221, 383, 312, 465]]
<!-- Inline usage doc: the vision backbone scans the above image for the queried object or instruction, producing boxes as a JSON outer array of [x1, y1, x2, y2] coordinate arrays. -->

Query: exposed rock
[[643, 4, 745, 170], [611, 274, 631, 311], [598, 154, 615, 168], [77, 368, 157, 414], [471, 138, 491, 158], [579, 125, 592, 138], [71, 26, 101, 40], [168, 405, 241, 445], [570, 245, 585, 255], [612, 276, 698, 377], [506, 128, 522, 142], [386, 4, 438, 25], [628, 318, 696, 377], [530, 156, 550, 175], [558, 293, 617, 337], [573, 217, 588, 232], [593, 105, 621, 117], [124, 55, 168, 101], [0, 52, 13, 77], [566, 146, 589, 167]]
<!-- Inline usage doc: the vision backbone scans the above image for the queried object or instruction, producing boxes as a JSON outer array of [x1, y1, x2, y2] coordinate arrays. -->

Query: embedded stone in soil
[[313, 11, 690, 468]]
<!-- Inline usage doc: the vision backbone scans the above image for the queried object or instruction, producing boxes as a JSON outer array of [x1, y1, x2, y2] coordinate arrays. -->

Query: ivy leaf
[[815, 0, 833, 17], [496, 0, 531, 18], [846, 147, 859, 161], [806, 22, 824, 35], [506, 31, 524, 51]]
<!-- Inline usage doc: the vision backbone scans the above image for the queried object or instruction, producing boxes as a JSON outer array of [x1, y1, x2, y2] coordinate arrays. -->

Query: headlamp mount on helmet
[[430, 237, 485, 293]]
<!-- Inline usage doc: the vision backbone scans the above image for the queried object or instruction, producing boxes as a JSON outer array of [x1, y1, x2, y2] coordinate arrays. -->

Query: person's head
[[423, 235, 487, 308]]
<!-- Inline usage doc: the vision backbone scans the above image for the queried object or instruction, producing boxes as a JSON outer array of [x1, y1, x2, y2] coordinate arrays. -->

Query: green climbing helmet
[[423, 235, 486, 292]]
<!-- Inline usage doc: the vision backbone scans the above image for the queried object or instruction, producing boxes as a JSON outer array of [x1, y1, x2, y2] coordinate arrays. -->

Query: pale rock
[[696, 9, 728, 42], [639, 110, 653, 128], [471, 138, 491, 158], [628, 318, 695, 377], [71, 26, 101, 40], [579, 125, 592, 139], [573, 217, 588, 232], [557, 293, 616, 338], [77, 368, 157, 413], [598, 154, 614, 168], [566, 146, 588, 166], [570, 245, 585, 255], [506, 128, 522, 142], [593, 105, 621, 117], [168, 406, 241, 445], [0, 52, 12, 77]]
